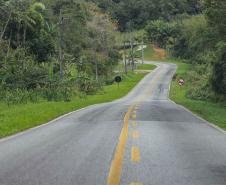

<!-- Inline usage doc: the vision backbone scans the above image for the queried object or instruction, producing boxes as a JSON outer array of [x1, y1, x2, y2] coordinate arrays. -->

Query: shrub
[[211, 42, 226, 97], [76, 74, 102, 94], [41, 81, 74, 102]]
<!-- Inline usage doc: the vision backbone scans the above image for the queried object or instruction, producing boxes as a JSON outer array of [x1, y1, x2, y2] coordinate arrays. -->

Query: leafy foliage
[[145, 8, 226, 100], [89, 0, 203, 31], [0, 0, 120, 104]]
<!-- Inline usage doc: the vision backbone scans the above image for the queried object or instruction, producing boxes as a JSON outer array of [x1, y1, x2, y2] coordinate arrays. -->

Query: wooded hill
[[144, 0, 226, 101], [89, 0, 202, 31], [0, 0, 225, 105], [88, 0, 226, 102], [0, 0, 120, 104]]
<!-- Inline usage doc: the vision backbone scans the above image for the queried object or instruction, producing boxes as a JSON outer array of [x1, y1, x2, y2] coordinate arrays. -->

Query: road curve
[[1, 61, 226, 185]]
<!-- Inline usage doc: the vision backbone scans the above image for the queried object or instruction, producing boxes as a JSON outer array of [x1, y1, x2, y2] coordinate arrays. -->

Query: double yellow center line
[[107, 105, 142, 185], [107, 105, 135, 185]]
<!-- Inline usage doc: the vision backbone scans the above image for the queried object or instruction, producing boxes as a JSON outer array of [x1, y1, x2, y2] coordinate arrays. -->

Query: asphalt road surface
[[1, 61, 226, 185]]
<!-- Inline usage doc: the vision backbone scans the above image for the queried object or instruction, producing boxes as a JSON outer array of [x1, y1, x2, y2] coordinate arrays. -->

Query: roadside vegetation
[[141, 45, 226, 130], [144, 1, 226, 102], [0, 0, 153, 138], [90, 0, 202, 31], [140, 0, 226, 129], [135, 45, 154, 61], [1, 0, 226, 135], [0, 0, 122, 104], [136, 64, 156, 71], [0, 71, 146, 138], [169, 58, 226, 130]]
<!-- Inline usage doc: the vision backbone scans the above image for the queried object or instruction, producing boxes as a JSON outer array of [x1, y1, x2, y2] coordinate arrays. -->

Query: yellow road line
[[107, 105, 135, 185], [131, 131, 140, 139], [131, 146, 140, 162], [130, 183, 142, 185]]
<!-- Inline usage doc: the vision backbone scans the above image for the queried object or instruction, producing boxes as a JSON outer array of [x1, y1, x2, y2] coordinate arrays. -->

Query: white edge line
[[0, 102, 107, 143], [1, 64, 160, 143], [166, 63, 226, 135], [148, 60, 225, 136], [169, 99, 226, 134]]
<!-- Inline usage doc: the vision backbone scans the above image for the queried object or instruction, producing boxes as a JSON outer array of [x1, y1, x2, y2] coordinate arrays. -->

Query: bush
[[41, 81, 74, 102], [2, 89, 39, 106], [211, 42, 226, 97], [105, 79, 115, 85], [145, 20, 176, 48], [185, 64, 216, 101], [76, 74, 102, 94]]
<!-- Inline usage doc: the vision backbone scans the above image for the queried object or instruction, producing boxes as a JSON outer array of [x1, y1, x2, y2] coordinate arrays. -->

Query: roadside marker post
[[115, 76, 122, 89]]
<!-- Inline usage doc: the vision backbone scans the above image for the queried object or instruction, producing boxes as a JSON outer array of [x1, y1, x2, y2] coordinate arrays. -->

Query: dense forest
[[144, 0, 226, 101], [91, 0, 226, 102], [0, 0, 120, 104], [89, 0, 202, 31], [0, 0, 225, 105]]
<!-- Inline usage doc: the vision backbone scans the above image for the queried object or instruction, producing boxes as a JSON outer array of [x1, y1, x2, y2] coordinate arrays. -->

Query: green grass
[[135, 45, 155, 60], [0, 72, 146, 138], [137, 64, 156, 70], [168, 58, 226, 130], [143, 45, 155, 60], [141, 44, 226, 130]]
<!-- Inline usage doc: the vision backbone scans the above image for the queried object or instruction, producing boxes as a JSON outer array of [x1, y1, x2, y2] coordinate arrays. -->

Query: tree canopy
[[89, 0, 203, 31]]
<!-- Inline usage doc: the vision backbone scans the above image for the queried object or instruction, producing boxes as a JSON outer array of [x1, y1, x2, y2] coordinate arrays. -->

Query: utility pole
[[95, 60, 98, 81], [58, 9, 63, 80], [123, 40, 127, 74], [130, 33, 135, 71], [141, 36, 144, 65]]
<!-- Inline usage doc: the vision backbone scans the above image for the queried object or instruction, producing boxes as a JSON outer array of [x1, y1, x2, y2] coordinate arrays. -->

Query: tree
[[88, 0, 203, 31], [205, 0, 226, 96]]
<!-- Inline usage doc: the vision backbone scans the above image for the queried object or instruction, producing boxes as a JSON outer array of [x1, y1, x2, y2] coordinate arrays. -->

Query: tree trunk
[[95, 60, 98, 81], [6, 29, 12, 58], [23, 25, 27, 47], [0, 11, 12, 43]]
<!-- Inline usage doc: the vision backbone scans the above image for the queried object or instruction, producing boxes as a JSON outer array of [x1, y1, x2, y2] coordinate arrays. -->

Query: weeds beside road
[[0, 72, 147, 138], [142, 44, 226, 130], [169, 58, 226, 130]]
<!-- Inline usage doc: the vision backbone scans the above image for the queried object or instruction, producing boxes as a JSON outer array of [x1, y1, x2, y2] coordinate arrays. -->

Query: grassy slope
[[0, 72, 146, 138], [137, 64, 156, 70], [135, 45, 155, 60], [168, 58, 226, 130]]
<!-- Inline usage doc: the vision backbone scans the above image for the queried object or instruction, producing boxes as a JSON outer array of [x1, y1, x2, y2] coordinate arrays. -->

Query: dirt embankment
[[152, 44, 167, 60]]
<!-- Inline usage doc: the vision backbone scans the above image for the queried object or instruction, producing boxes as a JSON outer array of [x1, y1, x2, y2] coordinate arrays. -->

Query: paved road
[[1, 62, 226, 185]]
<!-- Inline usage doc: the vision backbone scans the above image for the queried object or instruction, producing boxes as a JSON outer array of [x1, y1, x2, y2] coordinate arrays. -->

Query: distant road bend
[[1, 61, 226, 185]]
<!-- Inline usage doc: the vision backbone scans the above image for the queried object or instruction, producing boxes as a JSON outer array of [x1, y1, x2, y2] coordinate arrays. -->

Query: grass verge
[[137, 64, 156, 70], [0, 72, 146, 138], [135, 45, 155, 60], [142, 44, 226, 130], [168, 58, 226, 130]]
